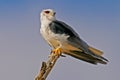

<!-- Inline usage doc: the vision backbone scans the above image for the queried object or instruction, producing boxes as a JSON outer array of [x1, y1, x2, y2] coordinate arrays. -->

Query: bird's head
[[40, 9, 56, 22]]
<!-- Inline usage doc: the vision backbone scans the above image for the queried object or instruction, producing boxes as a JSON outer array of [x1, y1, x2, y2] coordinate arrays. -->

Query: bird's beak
[[53, 12, 56, 16]]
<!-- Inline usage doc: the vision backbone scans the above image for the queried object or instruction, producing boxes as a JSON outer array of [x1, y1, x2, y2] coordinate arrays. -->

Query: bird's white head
[[40, 9, 56, 23]]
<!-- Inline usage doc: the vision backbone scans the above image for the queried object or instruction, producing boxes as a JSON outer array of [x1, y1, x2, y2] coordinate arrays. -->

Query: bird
[[40, 9, 108, 65]]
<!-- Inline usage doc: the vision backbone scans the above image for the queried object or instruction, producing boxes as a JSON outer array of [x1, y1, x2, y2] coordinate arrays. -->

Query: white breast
[[40, 23, 69, 49], [40, 24, 60, 48]]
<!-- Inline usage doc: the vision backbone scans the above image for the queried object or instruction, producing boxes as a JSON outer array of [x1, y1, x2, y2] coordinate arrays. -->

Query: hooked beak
[[53, 12, 56, 16]]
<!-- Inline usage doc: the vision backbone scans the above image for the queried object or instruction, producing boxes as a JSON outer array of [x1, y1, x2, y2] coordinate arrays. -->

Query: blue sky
[[0, 0, 120, 80]]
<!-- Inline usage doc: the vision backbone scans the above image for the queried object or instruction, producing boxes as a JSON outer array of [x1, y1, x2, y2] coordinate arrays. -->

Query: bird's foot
[[51, 48, 62, 57]]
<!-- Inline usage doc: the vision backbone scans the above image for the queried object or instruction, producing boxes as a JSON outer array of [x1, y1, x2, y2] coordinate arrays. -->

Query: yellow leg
[[51, 47, 62, 56]]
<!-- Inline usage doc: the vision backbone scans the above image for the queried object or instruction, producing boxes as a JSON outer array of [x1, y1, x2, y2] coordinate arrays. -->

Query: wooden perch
[[35, 52, 61, 80]]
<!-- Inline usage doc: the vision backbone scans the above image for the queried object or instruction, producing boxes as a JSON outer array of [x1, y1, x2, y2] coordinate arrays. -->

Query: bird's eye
[[45, 11, 50, 14]]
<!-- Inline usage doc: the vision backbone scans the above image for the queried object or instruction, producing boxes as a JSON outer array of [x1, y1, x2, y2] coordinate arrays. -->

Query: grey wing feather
[[49, 20, 88, 51], [49, 20, 80, 38], [52, 21, 90, 51], [67, 36, 108, 64], [50, 20, 108, 64], [50, 20, 95, 53]]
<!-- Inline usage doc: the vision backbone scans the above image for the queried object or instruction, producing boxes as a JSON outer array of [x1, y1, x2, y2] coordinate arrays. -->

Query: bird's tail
[[88, 46, 103, 56], [65, 48, 108, 65], [88, 46, 108, 64]]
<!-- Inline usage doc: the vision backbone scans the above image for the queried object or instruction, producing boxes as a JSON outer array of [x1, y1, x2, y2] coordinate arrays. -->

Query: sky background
[[0, 0, 120, 80]]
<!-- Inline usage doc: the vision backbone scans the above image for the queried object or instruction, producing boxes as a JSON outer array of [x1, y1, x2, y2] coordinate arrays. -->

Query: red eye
[[45, 11, 50, 14]]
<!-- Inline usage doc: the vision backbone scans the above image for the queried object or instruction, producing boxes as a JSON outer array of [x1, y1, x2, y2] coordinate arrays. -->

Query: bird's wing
[[49, 20, 80, 38], [49, 20, 108, 64], [49, 20, 90, 52]]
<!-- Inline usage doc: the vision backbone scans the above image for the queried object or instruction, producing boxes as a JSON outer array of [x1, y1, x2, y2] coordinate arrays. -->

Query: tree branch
[[35, 52, 61, 80]]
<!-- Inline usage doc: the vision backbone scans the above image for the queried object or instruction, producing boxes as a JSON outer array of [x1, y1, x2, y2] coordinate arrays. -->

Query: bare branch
[[35, 52, 61, 80]]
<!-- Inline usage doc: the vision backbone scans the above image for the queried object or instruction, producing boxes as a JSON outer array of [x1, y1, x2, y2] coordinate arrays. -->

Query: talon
[[61, 54, 66, 57], [51, 48, 62, 56]]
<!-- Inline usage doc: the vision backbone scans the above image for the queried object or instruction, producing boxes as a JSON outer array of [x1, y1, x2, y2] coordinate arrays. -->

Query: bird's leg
[[51, 47, 62, 57]]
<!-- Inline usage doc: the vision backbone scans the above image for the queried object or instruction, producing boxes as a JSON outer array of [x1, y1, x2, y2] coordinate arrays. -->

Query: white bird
[[40, 9, 108, 65]]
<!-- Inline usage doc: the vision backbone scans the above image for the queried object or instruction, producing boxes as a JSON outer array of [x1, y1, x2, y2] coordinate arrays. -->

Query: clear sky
[[0, 0, 120, 80]]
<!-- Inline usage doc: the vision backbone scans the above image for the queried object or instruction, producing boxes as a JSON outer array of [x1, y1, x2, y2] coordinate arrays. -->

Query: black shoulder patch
[[49, 20, 76, 37]]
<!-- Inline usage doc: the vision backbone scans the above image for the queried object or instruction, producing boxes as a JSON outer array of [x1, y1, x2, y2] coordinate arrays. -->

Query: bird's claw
[[51, 48, 62, 56]]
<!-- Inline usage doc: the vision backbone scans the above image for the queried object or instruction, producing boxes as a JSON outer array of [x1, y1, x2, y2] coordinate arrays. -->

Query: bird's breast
[[40, 24, 70, 50], [40, 26, 61, 48]]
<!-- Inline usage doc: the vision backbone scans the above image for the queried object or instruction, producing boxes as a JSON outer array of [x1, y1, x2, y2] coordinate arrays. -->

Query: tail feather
[[88, 46, 103, 56], [88, 46, 108, 62], [65, 52, 97, 64], [65, 50, 108, 65]]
